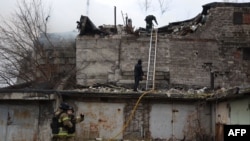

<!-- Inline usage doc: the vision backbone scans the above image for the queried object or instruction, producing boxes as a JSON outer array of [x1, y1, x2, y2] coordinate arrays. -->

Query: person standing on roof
[[134, 59, 144, 92], [145, 15, 158, 32]]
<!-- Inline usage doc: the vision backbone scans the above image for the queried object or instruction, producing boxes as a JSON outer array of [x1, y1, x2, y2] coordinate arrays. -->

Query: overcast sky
[[0, 0, 249, 33]]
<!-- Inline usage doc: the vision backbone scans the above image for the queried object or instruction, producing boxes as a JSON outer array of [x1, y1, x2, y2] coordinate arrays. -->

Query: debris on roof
[[1, 81, 249, 101], [76, 15, 109, 36], [76, 15, 138, 36], [208, 86, 250, 100], [72, 83, 250, 100], [155, 13, 206, 36], [73, 83, 214, 98], [76, 12, 207, 37], [76, 2, 250, 38]]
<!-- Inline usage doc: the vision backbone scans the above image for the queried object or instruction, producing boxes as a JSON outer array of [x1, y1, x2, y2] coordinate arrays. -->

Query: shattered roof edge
[[160, 2, 250, 29], [165, 14, 201, 27], [203, 2, 250, 8], [0, 88, 249, 101], [202, 2, 250, 15], [0, 89, 204, 101]]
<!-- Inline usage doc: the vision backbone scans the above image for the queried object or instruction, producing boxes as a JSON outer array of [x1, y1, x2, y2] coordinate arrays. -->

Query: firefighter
[[52, 103, 84, 141], [52, 103, 73, 141], [145, 15, 158, 33], [133, 59, 144, 91], [67, 106, 84, 139]]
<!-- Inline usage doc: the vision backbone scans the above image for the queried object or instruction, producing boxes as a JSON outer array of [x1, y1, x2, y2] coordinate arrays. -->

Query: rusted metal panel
[[0, 101, 39, 141], [74, 102, 125, 140], [214, 98, 250, 140], [215, 102, 229, 124], [38, 101, 54, 141], [215, 123, 224, 141], [122, 101, 149, 139], [243, 13, 250, 24], [173, 104, 201, 140]]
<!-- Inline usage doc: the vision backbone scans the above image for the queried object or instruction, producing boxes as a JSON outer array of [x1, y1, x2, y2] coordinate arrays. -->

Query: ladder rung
[[147, 29, 158, 90]]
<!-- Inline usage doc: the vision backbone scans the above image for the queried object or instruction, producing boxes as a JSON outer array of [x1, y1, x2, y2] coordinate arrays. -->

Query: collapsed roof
[[76, 15, 110, 36], [76, 2, 250, 36]]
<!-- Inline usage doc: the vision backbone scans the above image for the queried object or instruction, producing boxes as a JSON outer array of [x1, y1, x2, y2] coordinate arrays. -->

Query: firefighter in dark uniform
[[51, 103, 84, 141], [133, 59, 144, 91], [145, 15, 158, 32], [67, 106, 84, 139]]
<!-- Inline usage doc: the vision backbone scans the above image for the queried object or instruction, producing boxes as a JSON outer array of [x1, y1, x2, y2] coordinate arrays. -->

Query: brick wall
[[76, 35, 170, 88], [76, 3, 250, 89]]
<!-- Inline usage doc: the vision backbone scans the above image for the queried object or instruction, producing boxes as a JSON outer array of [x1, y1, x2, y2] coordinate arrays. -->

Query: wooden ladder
[[146, 28, 158, 90]]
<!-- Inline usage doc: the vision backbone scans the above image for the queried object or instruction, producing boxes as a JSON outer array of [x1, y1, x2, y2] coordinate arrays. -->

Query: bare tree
[[158, 0, 170, 15], [0, 0, 76, 89], [138, 0, 171, 15], [138, 0, 152, 13]]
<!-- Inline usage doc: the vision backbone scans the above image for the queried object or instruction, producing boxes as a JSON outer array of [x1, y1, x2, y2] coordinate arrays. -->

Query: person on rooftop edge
[[134, 59, 144, 92], [145, 15, 158, 33]]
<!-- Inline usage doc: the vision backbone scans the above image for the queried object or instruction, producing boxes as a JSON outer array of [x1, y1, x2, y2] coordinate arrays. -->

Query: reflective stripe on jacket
[[54, 112, 73, 137]]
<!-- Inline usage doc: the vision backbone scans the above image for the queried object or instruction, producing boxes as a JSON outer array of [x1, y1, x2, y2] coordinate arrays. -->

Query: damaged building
[[0, 2, 250, 141], [76, 2, 250, 90]]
